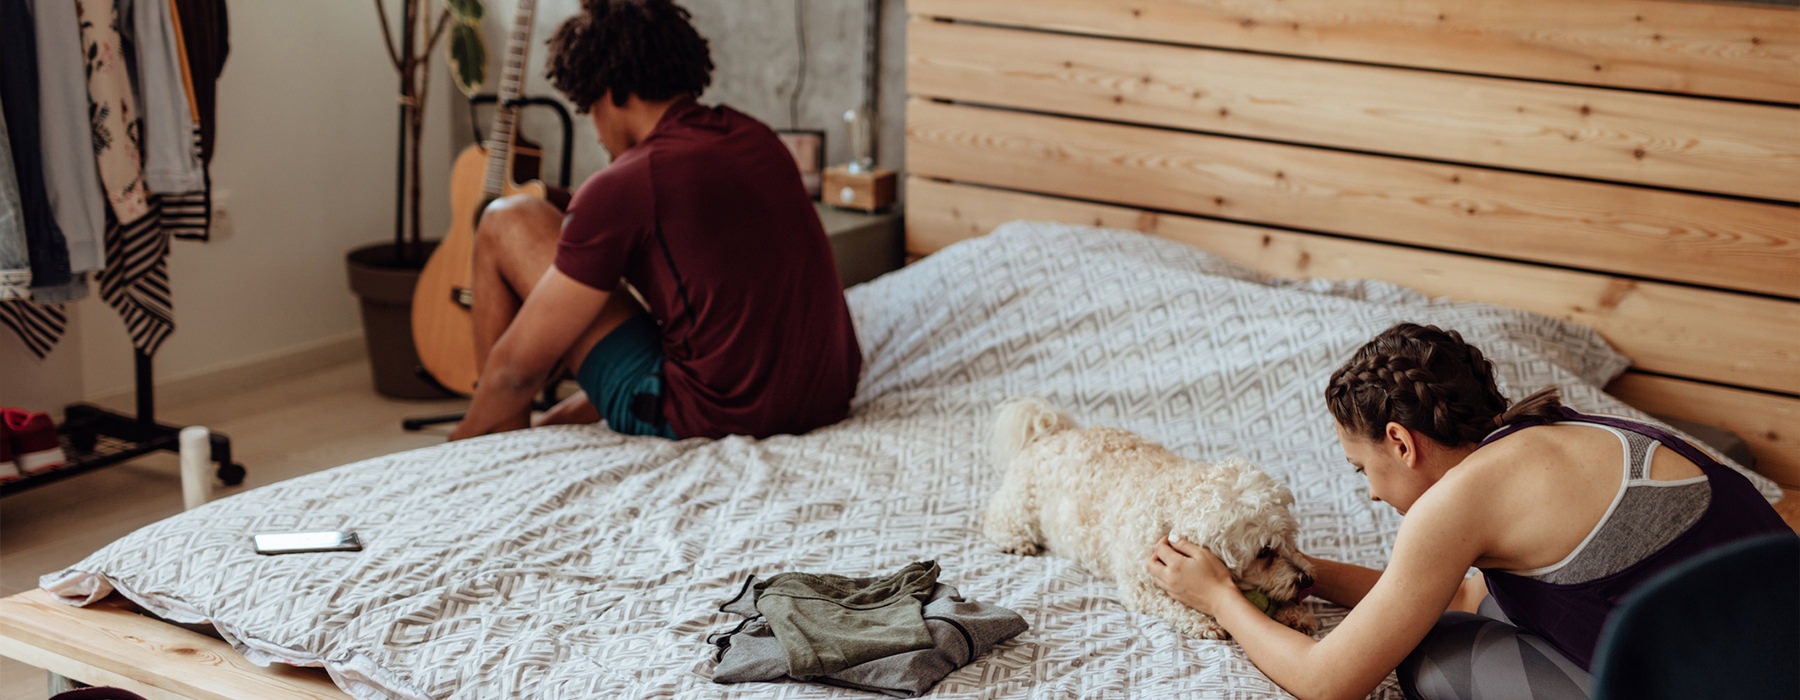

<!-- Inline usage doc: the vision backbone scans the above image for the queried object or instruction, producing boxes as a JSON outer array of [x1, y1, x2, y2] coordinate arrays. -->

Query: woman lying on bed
[[1146, 322, 1794, 700]]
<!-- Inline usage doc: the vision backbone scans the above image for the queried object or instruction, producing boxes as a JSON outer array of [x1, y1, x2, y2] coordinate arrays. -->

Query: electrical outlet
[[210, 189, 233, 239]]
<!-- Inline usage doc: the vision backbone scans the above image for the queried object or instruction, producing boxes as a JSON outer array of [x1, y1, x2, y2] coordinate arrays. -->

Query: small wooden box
[[821, 165, 897, 213]]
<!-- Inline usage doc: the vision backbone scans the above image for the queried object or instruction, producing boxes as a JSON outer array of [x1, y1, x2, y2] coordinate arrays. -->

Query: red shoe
[[0, 418, 18, 482], [3, 408, 66, 475]]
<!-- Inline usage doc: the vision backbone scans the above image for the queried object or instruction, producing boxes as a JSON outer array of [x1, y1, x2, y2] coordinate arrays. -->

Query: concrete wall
[[469, 0, 907, 189]]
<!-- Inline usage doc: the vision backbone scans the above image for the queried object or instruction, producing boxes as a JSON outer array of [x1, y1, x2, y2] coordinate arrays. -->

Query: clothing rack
[[0, 348, 244, 497], [2, 0, 235, 496]]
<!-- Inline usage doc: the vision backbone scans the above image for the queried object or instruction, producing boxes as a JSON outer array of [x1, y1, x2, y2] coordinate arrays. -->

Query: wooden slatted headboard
[[903, 0, 1800, 485]]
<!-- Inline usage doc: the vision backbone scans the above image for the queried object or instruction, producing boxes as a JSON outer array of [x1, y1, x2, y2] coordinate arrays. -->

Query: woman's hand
[[1147, 534, 1239, 615]]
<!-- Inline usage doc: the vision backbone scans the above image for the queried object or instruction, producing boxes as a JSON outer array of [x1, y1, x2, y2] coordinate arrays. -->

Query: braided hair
[[1325, 323, 1563, 447], [546, 0, 714, 113]]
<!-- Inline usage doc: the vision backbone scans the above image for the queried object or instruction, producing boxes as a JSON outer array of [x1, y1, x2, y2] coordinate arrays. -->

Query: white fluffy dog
[[984, 397, 1318, 639]]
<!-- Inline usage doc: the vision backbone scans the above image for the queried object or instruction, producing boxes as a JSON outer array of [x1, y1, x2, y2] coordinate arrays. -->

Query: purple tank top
[[1476, 407, 1794, 670]]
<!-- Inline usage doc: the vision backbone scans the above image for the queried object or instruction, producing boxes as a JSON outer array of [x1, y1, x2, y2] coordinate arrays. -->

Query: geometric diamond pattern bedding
[[43, 221, 1782, 699]]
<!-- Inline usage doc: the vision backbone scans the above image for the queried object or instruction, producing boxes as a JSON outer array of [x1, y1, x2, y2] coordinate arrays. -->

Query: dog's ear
[[1238, 489, 1276, 510], [1272, 483, 1295, 507], [1230, 463, 1295, 508], [1232, 469, 1277, 508]]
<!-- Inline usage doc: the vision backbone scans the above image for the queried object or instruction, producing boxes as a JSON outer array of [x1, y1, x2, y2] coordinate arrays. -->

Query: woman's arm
[[1150, 485, 1489, 700], [1301, 555, 1383, 608], [1308, 554, 1486, 613], [1447, 572, 1488, 614]]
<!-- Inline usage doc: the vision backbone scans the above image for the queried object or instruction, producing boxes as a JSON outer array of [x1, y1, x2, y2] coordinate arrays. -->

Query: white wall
[[0, 2, 452, 411]]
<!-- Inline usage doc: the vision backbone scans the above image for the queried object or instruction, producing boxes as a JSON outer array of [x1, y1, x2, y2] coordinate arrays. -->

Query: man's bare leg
[[472, 196, 651, 429], [471, 195, 564, 373]]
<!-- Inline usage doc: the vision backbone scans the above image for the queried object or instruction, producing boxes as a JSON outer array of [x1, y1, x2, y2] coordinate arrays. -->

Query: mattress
[[44, 222, 1783, 699]]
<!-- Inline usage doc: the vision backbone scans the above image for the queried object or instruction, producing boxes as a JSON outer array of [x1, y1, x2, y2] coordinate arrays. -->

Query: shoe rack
[[1, 349, 246, 497]]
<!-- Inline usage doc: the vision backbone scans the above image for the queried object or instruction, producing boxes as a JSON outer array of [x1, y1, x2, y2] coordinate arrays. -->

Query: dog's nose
[[1297, 574, 1315, 591]]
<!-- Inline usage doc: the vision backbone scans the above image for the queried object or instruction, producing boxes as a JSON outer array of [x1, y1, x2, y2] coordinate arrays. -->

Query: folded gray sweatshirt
[[711, 561, 1029, 696]]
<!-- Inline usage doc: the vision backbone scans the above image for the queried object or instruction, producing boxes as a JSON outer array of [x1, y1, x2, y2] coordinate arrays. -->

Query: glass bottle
[[843, 105, 876, 174]]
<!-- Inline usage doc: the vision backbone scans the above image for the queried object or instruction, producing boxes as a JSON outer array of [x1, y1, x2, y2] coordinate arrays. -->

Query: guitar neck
[[482, 0, 539, 199]]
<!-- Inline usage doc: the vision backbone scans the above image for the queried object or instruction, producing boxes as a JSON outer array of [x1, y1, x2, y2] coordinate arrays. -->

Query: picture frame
[[776, 129, 826, 200]]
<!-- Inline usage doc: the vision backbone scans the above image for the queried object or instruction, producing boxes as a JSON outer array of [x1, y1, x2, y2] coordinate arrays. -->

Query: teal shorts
[[576, 314, 678, 439]]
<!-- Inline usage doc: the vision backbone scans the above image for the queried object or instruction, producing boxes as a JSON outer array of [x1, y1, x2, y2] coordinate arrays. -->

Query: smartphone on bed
[[252, 530, 363, 555]]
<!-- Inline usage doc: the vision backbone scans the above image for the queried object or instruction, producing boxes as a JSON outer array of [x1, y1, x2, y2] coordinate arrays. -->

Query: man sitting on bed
[[449, 0, 861, 442]]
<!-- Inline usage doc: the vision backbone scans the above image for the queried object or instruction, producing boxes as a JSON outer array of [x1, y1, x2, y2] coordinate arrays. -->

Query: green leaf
[[448, 22, 487, 96], [444, 0, 482, 22]]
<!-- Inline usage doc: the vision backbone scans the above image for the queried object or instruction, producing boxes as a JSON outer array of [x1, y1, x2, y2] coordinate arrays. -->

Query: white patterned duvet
[[45, 222, 1781, 699]]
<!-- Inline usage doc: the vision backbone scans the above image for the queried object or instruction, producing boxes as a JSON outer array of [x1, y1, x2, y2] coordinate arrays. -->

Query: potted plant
[[346, 0, 485, 398]]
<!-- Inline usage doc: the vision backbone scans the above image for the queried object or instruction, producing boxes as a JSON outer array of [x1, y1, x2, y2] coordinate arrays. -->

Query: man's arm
[[450, 267, 612, 440]]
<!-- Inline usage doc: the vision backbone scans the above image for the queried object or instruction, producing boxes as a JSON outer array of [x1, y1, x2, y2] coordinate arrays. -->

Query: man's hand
[[1147, 533, 1239, 615], [533, 390, 600, 427], [451, 268, 614, 441]]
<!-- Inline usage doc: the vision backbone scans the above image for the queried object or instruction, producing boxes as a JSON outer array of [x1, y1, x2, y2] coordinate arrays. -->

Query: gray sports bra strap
[[1552, 408, 1725, 472], [1482, 407, 1722, 471], [1622, 430, 1657, 480]]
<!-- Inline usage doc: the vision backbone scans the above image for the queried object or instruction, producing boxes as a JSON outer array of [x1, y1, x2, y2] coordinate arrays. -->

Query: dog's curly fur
[[985, 397, 1319, 639]]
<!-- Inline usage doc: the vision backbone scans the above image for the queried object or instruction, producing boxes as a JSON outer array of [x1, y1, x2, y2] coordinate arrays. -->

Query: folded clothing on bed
[[711, 560, 1028, 697]]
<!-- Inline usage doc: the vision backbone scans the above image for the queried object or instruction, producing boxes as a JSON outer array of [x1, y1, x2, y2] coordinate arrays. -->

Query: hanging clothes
[[85, 0, 174, 355], [130, 0, 210, 240], [131, 0, 206, 195], [0, 300, 68, 360], [173, 0, 228, 166], [2, 0, 225, 359], [33, 0, 108, 282], [2, 106, 31, 301], [99, 206, 174, 354], [0, 0, 75, 357], [80, 0, 154, 226], [164, 0, 229, 241], [0, 0, 74, 291]]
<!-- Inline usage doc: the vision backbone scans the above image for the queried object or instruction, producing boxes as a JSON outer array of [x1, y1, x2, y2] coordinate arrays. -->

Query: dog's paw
[[1193, 617, 1231, 640], [1273, 603, 1320, 636], [996, 540, 1041, 556]]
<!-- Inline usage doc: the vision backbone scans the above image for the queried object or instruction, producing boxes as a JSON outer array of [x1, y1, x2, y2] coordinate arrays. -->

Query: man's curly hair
[[546, 0, 714, 113]]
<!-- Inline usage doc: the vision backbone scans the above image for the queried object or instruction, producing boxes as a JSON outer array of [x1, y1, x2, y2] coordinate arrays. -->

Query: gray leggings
[[1397, 598, 1591, 700]]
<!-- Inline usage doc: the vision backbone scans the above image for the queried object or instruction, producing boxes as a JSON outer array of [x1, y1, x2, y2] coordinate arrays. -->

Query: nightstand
[[815, 202, 902, 287]]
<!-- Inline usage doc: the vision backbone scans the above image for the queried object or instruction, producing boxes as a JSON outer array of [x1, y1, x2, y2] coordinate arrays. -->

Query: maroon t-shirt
[[554, 98, 861, 439]]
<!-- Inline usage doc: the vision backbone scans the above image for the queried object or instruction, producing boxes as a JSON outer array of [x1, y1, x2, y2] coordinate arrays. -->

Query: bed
[[4, 0, 1798, 698]]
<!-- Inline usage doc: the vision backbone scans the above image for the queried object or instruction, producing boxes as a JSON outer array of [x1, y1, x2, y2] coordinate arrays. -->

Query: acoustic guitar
[[412, 0, 547, 396]]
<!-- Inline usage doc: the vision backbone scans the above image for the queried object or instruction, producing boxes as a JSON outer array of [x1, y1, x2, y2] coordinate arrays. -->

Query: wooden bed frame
[[4, 0, 1797, 697], [905, 0, 1800, 486]]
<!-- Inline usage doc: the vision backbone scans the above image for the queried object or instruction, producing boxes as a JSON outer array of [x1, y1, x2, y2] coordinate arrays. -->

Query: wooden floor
[[0, 359, 464, 700], [2, 358, 1795, 699]]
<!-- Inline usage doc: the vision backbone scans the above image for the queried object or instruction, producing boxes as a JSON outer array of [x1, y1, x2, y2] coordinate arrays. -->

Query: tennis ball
[[1242, 589, 1272, 613]]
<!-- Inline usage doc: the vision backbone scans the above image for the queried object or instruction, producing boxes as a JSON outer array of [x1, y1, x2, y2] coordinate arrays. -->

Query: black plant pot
[[345, 241, 454, 399]]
